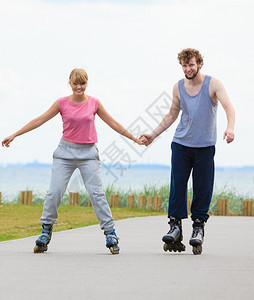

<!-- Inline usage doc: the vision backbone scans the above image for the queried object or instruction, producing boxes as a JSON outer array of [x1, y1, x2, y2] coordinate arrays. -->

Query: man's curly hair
[[178, 48, 204, 67]]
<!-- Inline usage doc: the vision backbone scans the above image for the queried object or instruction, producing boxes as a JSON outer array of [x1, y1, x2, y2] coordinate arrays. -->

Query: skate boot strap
[[37, 233, 51, 243], [106, 234, 119, 241], [104, 229, 119, 238], [192, 219, 205, 228], [169, 217, 182, 227], [166, 225, 177, 235], [41, 224, 53, 234]]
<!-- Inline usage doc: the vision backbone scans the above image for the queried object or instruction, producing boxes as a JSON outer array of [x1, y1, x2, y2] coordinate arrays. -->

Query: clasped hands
[[134, 134, 155, 146]]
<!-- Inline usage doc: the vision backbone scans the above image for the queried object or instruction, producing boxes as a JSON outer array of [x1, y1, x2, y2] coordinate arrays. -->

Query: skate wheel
[[179, 243, 186, 252], [165, 243, 173, 252], [163, 243, 168, 252], [34, 245, 48, 253], [193, 245, 202, 255], [109, 246, 119, 255]]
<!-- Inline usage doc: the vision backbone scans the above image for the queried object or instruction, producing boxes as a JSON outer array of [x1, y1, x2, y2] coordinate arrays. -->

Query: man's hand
[[139, 134, 155, 146], [134, 136, 147, 145], [223, 129, 234, 143]]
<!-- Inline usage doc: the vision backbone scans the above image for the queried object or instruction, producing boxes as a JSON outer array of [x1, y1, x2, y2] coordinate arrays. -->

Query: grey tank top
[[173, 75, 218, 147]]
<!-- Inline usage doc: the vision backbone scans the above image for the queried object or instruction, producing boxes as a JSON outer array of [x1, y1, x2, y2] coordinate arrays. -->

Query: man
[[141, 48, 235, 254]]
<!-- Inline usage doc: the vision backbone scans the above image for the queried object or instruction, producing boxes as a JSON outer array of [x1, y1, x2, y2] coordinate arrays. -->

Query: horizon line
[[1, 162, 254, 170]]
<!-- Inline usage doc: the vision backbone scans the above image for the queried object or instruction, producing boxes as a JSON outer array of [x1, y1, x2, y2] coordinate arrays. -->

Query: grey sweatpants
[[40, 139, 115, 232]]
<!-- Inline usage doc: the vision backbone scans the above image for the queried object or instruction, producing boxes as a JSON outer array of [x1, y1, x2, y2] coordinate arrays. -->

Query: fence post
[[69, 192, 79, 206], [88, 197, 92, 207], [110, 194, 120, 208], [249, 200, 253, 216], [137, 195, 146, 209], [74, 193, 80, 206], [217, 198, 229, 216], [248, 200, 253, 216], [110, 194, 114, 207], [146, 196, 154, 210], [242, 200, 253, 216], [127, 195, 135, 209], [24, 191, 29, 205], [28, 191, 33, 205], [243, 200, 248, 216], [20, 191, 25, 204], [20, 191, 33, 205], [155, 196, 162, 212]]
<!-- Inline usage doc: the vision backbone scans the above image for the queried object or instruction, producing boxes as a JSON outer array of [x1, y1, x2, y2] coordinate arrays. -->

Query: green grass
[[0, 204, 162, 242], [0, 184, 253, 242], [209, 186, 253, 215]]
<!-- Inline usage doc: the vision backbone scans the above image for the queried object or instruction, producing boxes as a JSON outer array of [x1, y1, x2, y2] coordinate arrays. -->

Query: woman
[[2, 68, 145, 254]]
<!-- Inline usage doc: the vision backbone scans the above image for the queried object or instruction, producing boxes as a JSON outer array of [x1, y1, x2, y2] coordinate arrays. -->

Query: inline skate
[[104, 229, 119, 255], [189, 219, 205, 255], [34, 224, 53, 253], [162, 217, 185, 253]]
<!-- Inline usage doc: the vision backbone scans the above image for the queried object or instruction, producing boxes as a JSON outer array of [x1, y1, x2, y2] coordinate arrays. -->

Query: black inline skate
[[189, 219, 205, 255], [162, 217, 186, 253], [104, 229, 120, 255], [34, 224, 53, 253]]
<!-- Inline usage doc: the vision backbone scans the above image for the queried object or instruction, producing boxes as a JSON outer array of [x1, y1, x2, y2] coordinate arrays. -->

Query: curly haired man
[[140, 48, 235, 254]]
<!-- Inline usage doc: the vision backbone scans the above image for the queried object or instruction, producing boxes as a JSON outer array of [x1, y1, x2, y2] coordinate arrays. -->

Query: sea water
[[0, 166, 254, 202]]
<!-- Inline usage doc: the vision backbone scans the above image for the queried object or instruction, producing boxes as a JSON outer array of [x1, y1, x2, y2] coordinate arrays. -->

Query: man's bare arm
[[151, 83, 181, 138], [211, 78, 235, 143], [140, 83, 181, 146]]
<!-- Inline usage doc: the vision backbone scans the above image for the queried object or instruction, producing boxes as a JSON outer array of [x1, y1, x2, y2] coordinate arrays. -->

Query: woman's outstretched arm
[[2, 101, 60, 147]]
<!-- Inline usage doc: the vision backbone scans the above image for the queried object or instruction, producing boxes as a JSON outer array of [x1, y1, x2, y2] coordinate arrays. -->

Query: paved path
[[0, 216, 254, 300]]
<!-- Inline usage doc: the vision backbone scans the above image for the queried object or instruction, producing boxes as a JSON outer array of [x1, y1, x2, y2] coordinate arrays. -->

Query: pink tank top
[[58, 96, 99, 143]]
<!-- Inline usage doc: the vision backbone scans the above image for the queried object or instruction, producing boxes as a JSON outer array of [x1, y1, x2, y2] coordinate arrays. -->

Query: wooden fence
[[110, 194, 120, 208], [0, 191, 253, 216], [20, 191, 33, 205], [217, 198, 229, 216], [242, 200, 253, 216]]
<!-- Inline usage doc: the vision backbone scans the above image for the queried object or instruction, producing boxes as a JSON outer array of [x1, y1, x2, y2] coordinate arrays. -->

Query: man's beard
[[185, 67, 200, 80]]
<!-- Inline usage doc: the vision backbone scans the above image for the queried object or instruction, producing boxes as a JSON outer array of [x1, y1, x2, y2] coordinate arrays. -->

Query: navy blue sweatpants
[[168, 142, 215, 222]]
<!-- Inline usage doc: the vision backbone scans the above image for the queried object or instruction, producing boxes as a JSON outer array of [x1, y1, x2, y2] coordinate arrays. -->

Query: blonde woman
[[2, 68, 145, 254]]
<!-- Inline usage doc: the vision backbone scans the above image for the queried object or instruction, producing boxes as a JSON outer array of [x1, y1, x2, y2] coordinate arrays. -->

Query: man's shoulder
[[172, 82, 180, 100], [173, 78, 184, 89], [209, 76, 224, 89]]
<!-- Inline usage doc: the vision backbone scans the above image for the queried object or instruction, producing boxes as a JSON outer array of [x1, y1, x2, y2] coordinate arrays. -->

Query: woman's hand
[[139, 134, 155, 146], [2, 101, 59, 148], [134, 136, 147, 145], [2, 134, 16, 147]]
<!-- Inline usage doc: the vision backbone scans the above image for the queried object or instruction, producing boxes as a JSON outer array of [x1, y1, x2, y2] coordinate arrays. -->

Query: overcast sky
[[0, 0, 253, 167]]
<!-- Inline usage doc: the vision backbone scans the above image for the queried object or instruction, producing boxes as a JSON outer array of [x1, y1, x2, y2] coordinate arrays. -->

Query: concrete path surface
[[0, 216, 254, 300]]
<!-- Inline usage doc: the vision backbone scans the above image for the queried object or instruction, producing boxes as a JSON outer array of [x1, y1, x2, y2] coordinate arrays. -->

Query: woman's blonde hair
[[69, 68, 88, 84]]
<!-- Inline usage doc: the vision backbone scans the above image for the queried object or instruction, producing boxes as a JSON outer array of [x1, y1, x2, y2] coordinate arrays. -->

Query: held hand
[[2, 134, 15, 147], [139, 134, 155, 146], [134, 136, 147, 145], [223, 129, 234, 144]]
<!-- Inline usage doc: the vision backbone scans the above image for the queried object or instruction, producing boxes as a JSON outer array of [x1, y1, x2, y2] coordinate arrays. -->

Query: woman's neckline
[[67, 95, 91, 105]]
